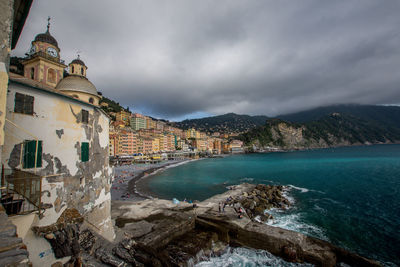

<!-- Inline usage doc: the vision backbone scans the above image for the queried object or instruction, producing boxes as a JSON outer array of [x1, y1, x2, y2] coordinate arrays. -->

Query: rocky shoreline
[[40, 183, 383, 266]]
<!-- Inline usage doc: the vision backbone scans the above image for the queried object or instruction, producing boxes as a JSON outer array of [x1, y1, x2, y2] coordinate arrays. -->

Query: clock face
[[47, 47, 58, 57], [29, 44, 36, 54]]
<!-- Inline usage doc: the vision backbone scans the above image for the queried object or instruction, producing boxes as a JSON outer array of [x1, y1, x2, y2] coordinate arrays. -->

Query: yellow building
[[22, 22, 66, 89], [152, 138, 160, 153], [116, 110, 131, 125], [185, 128, 197, 139]]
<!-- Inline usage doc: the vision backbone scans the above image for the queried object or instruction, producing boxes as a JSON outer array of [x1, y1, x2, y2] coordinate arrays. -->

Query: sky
[[13, 0, 400, 121]]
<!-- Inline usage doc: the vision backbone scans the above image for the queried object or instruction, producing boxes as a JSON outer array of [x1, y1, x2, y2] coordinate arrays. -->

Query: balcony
[[1, 168, 43, 216], [26, 51, 65, 65]]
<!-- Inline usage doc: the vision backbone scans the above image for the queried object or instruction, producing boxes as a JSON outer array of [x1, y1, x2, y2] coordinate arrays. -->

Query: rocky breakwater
[[224, 184, 290, 222], [39, 183, 382, 266]]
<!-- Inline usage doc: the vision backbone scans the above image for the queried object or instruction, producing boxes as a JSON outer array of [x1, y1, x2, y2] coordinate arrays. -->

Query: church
[[2, 20, 114, 265]]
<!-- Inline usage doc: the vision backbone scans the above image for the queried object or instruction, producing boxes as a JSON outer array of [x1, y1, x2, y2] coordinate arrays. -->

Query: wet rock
[[45, 224, 80, 259], [79, 229, 97, 254], [95, 247, 128, 267], [282, 245, 298, 262]]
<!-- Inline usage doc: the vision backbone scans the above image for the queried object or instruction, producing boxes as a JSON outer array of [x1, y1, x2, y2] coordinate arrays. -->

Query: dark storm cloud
[[13, 0, 400, 120]]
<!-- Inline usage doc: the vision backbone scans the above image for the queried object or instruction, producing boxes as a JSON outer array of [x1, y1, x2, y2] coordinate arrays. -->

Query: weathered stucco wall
[[0, 0, 14, 150], [2, 81, 114, 241]]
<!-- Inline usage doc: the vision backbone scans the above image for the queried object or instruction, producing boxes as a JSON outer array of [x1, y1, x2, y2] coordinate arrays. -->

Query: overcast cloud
[[13, 0, 400, 121]]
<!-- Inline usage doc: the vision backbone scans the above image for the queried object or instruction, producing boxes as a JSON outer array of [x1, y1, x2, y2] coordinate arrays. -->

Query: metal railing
[[27, 51, 65, 65], [1, 167, 43, 216]]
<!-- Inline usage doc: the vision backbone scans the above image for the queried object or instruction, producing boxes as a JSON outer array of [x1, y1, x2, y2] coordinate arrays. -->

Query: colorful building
[[131, 113, 146, 131], [116, 110, 131, 125]]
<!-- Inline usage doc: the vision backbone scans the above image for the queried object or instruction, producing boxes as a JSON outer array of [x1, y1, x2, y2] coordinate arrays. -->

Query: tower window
[[82, 109, 89, 123], [71, 66, 75, 73], [14, 92, 34, 115], [89, 97, 94, 104], [30, 68, 34, 79], [81, 67, 84, 75], [47, 68, 56, 83]]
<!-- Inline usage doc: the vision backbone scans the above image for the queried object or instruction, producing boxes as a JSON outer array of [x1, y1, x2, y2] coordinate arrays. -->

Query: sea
[[141, 144, 400, 266]]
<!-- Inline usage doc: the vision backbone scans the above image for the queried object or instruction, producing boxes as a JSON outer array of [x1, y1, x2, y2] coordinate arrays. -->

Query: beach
[[111, 159, 192, 201]]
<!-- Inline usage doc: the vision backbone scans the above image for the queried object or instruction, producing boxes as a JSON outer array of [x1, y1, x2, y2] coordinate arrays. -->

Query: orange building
[[118, 131, 137, 155]]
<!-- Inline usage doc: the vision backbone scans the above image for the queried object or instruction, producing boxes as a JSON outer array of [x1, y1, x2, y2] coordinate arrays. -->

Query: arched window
[[72, 94, 79, 99], [30, 68, 34, 79], [81, 67, 84, 75], [47, 68, 56, 83], [89, 97, 94, 104], [71, 66, 75, 73]]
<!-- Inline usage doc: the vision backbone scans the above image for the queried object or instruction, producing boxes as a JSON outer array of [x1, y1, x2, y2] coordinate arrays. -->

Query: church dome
[[34, 30, 59, 48], [56, 75, 98, 96], [70, 58, 86, 66]]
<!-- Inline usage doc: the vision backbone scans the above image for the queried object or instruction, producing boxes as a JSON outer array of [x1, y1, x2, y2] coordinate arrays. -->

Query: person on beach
[[218, 202, 222, 213], [222, 202, 226, 212]]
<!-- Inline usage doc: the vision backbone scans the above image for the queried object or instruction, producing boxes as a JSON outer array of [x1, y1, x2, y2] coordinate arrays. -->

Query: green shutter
[[23, 140, 42, 168], [81, 142, 89, 162], [36, 141, 42, 167]]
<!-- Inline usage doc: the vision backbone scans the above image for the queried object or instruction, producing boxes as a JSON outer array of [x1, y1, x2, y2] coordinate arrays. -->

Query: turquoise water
[[145, 145, 400, 266]]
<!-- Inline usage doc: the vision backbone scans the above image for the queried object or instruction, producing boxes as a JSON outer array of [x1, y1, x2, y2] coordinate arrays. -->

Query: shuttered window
[[81, 142, 89, 162], [23, 140, 42, 168], [14, 92, 34, 115], [82, 110, 89, 123]]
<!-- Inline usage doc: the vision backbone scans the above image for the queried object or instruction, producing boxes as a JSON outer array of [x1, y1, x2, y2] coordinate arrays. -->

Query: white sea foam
[[266, 211, 328, 241], [195, 247, 313, 267], [240, 177, 255, 182], [288, 184, 310, 193]]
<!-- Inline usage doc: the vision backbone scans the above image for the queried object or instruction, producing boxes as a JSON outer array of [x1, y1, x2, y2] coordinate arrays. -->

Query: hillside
[[240, 106, 400, 150], [174, 113, 269, 133], [277, 104, 400, 126]]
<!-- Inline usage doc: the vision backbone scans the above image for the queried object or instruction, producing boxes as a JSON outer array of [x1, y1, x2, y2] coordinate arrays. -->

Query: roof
[[70, 58, 86, 67], [34, 31, 59, 48], [12, 0, 33, 49], [8, 73, 108, 120], [56, 75, 98, 96]]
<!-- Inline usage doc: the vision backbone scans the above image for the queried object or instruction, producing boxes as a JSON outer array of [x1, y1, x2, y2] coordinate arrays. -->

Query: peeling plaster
[[4, 85, 112, 238], [8, 143, 22, 169], [55, 129, 64, 138]]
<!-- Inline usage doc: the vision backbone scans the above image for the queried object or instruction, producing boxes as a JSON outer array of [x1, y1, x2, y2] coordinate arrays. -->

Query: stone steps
[[0, 205, 31, 266]]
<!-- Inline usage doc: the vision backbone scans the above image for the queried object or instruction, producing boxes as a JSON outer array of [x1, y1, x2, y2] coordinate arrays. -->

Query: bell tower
[[22, 17, 67, 88], [69, 55, 87, 77]]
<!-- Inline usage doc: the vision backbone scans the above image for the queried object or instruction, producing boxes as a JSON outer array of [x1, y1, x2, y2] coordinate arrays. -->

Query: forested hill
[[277, 104, 400, 125], [240, 105, 400, 150], [174, 113, 269, 133]]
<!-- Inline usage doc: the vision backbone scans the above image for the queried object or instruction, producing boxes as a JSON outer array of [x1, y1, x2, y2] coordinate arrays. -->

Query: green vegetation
[[174, 113, 269, 133], [99, 95, 130, 120], [240, 107, 400, 149]]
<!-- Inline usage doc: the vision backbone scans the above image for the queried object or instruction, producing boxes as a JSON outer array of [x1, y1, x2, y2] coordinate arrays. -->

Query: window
[[71, 66, 75, 73], [23, 140, 42, 168], [89, 97, 94, 104], [82, 109, 89, 123], [81, 142, 89, 162], [81, 67, 84, 75], [47, 68, 56, 83], [14, 92, 34, 115], [30, 68, 34, 79]]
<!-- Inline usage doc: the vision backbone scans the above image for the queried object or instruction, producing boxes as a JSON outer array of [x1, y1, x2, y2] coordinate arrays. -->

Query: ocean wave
[[288, 184, 310, 193], [195, 247, 313, 267], [239, 177, 255, 182], [266, 211, 328, 241]]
